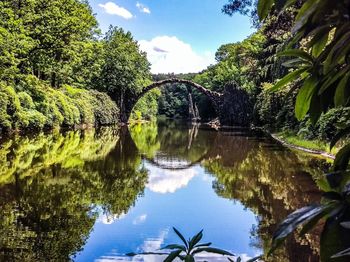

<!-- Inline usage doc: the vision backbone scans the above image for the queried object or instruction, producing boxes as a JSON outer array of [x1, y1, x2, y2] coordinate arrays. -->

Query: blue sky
[[89, 0, 255, 73]]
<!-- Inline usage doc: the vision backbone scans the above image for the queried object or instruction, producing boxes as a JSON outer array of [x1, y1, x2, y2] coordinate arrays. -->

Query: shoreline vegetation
[[270, 132, 336, 160], [0, 76, 119, 135]]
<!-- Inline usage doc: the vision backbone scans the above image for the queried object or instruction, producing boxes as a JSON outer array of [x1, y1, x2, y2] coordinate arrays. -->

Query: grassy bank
[[274, 131, 339, 158]]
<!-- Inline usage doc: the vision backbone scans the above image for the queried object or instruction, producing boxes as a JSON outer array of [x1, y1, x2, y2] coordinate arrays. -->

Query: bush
[[298, 108, 350, 142], [89, 90, 119, 125], [0, 76, 119, 133]]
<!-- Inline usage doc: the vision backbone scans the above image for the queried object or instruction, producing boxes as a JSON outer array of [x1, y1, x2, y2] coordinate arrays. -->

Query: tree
[[222, 0, 260, 27], [96, 26, 151, 113]]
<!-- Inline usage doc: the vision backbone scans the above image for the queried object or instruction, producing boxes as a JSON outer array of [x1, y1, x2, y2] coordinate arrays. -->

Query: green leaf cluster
[[254, 0, 350, 260], [0, 75, 119, 132]]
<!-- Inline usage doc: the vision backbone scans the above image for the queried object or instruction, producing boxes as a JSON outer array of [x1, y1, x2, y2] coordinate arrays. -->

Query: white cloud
[[99, 2, 133, 19], [139, 36, 215, 74], [144, 161, 197, 194], [133, 214, 148, 225], [139, 229, 168, 252], [136, 2, 151, 14]]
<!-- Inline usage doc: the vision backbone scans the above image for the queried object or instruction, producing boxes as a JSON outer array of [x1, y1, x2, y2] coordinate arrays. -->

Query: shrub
[[89, 90, 119, 125], [0, 76, 120, 133]]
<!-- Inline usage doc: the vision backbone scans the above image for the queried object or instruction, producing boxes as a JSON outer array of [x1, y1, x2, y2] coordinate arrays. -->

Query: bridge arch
[[120, 78, 223, 122]]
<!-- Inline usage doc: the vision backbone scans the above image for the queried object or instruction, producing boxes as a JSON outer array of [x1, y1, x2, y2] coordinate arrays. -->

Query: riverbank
[[0, 76, 120, 135], [271, 131, 337, 159]]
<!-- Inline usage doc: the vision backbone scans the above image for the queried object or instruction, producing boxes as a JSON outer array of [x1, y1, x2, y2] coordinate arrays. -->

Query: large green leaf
[[333, 144, 350, 172], [161, 244, 186, 251], [324, 32, 350, 74], [340, 222, 350, 229], [188, 229, 203, 251], [295, 76, 318, 120], [282, 58, 305, 68], [194, 242, 212, 248], [331, 126, 350, 149], [278, 49, 314, 62], [164, 250, 183, 262], [247, 256, 263, 262], [184, 255, 195, 262], [318, 67, 348, 95], [173, 227, 189, 249], [320, 216, 350, 262], [300, 203, 341, 235], [191, 247, 234, 256], [312, 31, 329, 57], [334, 72, 350, 107], [293, 0, 320, 33], [306, 25, 332, 49], [257, 0, 274, 20], [331, 248, 350, 259], [268, 68, 308, 93], [270, 204, 328, 253]]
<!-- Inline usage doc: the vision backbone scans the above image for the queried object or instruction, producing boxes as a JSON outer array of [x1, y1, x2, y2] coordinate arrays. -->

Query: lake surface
[[0, 120, 329, 261]]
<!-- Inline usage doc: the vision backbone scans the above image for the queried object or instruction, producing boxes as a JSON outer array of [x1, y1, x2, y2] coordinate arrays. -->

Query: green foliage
[[130, 122, 160, 158], [132, 89, 160, 121], [194, 32, 265, 94], [254, 0, 350, 260], [255, 84, 299, 130], [95, 26, 151, 105], [1, 0, 156, 130], [157, 83, 191, 119], [0, 76, 119, 132], [0, 0, 99, 87]]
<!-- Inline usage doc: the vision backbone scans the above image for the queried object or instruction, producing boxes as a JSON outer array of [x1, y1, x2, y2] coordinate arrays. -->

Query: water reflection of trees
[[129, 121, 329, 261], [0, 128, 147, 261], [130, 120, 215, 165], [203, 132, 328, 261], [0, 122, 332, 261]]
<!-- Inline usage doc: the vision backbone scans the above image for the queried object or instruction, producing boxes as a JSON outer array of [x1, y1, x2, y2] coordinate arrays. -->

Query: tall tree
[[96, 26, 151, 114]]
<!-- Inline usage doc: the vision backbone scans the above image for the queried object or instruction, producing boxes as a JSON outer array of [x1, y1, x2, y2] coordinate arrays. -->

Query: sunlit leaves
[[268, 68, 308, 93], [257, 0, 274, 20], [295, 76, 318, 120]]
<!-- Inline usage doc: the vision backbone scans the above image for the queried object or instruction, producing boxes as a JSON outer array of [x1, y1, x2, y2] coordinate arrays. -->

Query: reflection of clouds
[[133, 214, 147, 225], [95, 229, 169, 262], [139, 229, 168, 252], [144, 162, 197, 194], [95, 227, 254, 261], [97, 213, 126, 225], [95, 252, 252, 262]]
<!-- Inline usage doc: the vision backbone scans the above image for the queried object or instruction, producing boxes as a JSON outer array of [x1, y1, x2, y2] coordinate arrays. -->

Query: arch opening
[[121, 78, 222, 123]]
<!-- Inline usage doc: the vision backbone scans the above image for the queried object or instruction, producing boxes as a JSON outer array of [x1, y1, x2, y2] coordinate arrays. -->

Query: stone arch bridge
[[120, 78, 253, 126]]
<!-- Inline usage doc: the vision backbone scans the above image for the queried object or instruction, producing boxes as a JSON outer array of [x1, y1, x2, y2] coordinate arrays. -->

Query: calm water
[[0, 120, 329, 261]]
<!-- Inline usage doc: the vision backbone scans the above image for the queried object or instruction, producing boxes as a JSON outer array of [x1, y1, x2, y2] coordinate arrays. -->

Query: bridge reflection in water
[[0, 120, 328, 261]]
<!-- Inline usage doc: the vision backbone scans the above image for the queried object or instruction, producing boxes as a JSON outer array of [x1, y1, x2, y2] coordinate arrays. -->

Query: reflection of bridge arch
[[141, 154, 208, 171], [120, 78, 223, 122]]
